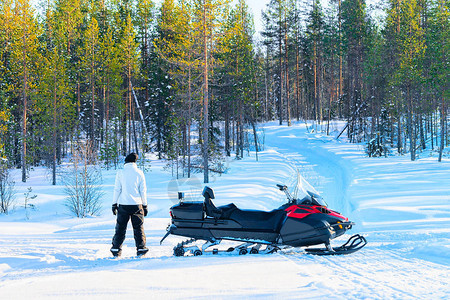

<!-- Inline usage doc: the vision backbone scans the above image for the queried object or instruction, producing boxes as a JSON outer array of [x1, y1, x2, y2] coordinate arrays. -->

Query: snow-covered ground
[[0, 122, 449, 299]]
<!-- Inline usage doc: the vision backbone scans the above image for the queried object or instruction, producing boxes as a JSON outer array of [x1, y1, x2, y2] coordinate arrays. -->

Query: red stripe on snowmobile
[[285, 205, 348, 221]]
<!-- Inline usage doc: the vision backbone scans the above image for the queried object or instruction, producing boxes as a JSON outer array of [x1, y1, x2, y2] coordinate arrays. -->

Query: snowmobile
[[161, 178, 366, 256]]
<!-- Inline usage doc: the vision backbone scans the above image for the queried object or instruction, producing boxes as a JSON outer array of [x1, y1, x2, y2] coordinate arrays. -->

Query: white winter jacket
[[113, 163, 147, 206]]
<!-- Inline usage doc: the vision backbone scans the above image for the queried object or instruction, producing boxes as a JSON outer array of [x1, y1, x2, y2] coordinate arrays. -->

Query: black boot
[[110, 248, 122, 257], [137, 247, 149, 257]]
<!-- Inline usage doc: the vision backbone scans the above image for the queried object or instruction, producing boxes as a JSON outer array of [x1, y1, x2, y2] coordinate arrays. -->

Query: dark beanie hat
[[125, 153, 138, 163]]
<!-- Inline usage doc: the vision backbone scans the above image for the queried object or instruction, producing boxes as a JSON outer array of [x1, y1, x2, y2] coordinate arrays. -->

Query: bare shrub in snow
[[63, 141, 103, 218], [23, 187, 37, 220], [0, 162, 15, 214]]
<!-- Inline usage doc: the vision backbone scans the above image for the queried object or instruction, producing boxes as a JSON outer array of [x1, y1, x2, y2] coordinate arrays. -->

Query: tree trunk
[[77, 80, 80, 129], [239, 103, 244, 158], [314, 39, 318, 123], [232, 108, 235, 152], [338, 0, 343, 111], [279, 14, 283, 125], [22, 66, 27, 183], [127, 68, 132, 154], [428, 112, 434, 150], [131, 90, 139, 155], [419, 113, 425, 150], [296, 40, 300, 122], [251, 120, 258, 161], [236, 115, 240, 158], [327, 64, 334, 136], [20, 11, 30, 179], [122, 75, 127, 156], [407, 85, 415, 161], [52, 75, 57, 185], [285, 17, 291, 126], [202, 3, 209, 184], [91, 59, 95, 150], [105, 79, 110, 168], [397, 94, 402, 154], [187, 66, 192, 178], [265, 46, 269, 120], [225, 106, 230, 156], [438, 97, 445, 162]]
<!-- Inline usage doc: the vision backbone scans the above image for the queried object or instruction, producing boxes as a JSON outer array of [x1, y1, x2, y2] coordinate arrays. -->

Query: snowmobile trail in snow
[[264, 125, 354, 215]]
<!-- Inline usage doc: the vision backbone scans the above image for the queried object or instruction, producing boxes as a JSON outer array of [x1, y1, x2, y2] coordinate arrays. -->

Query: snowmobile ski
[[304, 234, 367, 255]]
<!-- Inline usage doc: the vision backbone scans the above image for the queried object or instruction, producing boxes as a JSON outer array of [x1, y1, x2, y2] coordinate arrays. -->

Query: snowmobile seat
[[202, 186, 215, 200], [203, 186, 223, 219], [229, 209, 286, 231], [217, 203, 238, 219]]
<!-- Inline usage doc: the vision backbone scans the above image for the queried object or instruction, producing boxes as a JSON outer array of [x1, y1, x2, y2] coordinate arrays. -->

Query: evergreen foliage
[[0, 0, 447, 187]]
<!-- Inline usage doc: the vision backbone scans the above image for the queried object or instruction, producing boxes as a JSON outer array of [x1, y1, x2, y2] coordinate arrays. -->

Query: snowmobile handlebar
[[276, 184, 287, 191], [277, 184, 296, 203]]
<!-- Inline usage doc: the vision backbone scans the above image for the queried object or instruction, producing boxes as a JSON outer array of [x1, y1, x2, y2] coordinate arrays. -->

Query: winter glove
[[143, 205, 148, 217], [112, 204, 118, 216]]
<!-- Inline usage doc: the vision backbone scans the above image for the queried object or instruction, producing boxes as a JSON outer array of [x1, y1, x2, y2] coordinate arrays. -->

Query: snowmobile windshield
[[291, 174, 328, 207], [296, 191, 328, 206]]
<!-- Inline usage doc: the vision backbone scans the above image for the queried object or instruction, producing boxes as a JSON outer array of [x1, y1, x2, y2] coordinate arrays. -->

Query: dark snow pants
[[112, 205, 146, 250]]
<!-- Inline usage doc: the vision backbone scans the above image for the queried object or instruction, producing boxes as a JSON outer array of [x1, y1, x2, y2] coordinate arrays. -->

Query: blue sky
[[31, 0, 270, 35], [32, 0, 384, 40], [246, 0, 271, 35]]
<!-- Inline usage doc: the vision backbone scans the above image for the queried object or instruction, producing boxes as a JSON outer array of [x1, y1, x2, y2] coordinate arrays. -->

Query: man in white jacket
[[110, 153, 148, 257]]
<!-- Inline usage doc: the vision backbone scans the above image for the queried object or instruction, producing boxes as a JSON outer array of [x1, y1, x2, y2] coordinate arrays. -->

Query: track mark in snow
[[279, 248, 449, 299]]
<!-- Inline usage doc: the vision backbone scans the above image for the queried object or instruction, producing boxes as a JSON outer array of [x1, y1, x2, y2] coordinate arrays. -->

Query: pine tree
[[322, 2, 340, 134], [426, 0, 449, 161], [36, 45, 73, 185], [136, 0, 155, 142], [118, 14, 140, 155], [154, 0, 200, 176], [218, 0, 256, 158], [99, 25, 123, 168], [0, 100, 11, 160], [384, 0, 404, 153], [53, 0, 84, 55], [191, 0, 231, 183], [151, 0, 180, 162], [0, 0, 15, 161], [79, 16, 101, 149], [390, 0, 425, 160], [9, 0, 41, 182], [53, 0, 85, 104], [306, 0, 325, 125], [262, 0, 286, 125], [364, 26, 390, 156], [341, 0, 370, 142]]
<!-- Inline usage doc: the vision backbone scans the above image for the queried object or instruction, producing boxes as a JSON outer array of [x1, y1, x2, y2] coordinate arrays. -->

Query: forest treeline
[[0, 0, 448, 185]]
